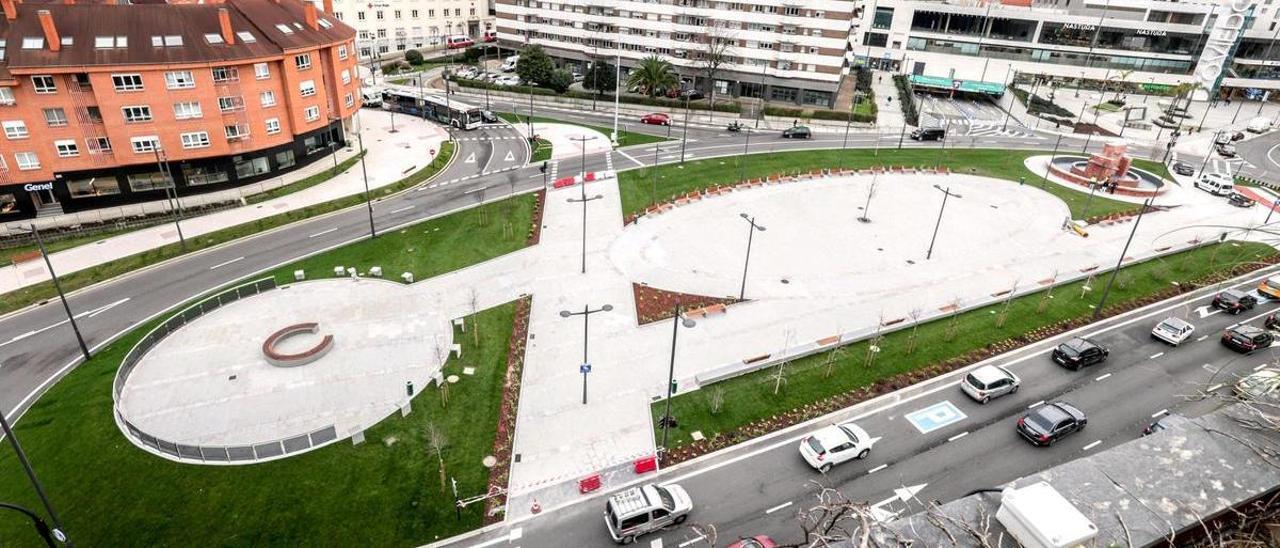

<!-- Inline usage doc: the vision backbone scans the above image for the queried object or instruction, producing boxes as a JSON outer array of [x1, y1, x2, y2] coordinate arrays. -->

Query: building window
[[182, 165, 229, 186], [295, 53, 313, 70], [31, 75, 56, 94], [341, 69, 351, 84], [2, 120, 27, 139], [94, 36, 128, 48], [54, 139, 79, 158], [204, 33, 225, 45], [173, 101, 202, 120], [304, 106, 321, 122], [67, 176, 121, 197], [376, 10, 384, 20], [130, 136, 160, 153], [14, 152, 39, 170], [218, 96, 245, 112], [299, 80, 317, 97], [122, 106, 153, 123], [165, 71, 196, 89], [276, 149, 297, 169], [411, 9, 418, 17], [21, 37, 43, 50], [265, 118, 282, 134], [234, 156, 270, 178], [151, 35, 184, 47], [357, 11, 365, 20], [338, 44, 348, 60], [345, 93, 354, 107], [394, 9, 401, 19], [254, 63, 270, 80], [180, 131, 211, 149], [211, 67, 239, 83], [275, 23, 295, 34], [112, 74, 144, 92], [89, 136, 111, 153], [260, 90, 277, 107], [237, 31, 256, 44], [0, 88, 14, 105], [224, 124, 250, 140], [43, 108, 67, 127], [126, 172, 171, 191]]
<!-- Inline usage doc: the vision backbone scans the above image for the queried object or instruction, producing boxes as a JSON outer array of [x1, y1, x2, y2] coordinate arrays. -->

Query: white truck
[[603, 483, 693, 544], [1248, 116, 1272, 133], [501, 55, 520, 72]]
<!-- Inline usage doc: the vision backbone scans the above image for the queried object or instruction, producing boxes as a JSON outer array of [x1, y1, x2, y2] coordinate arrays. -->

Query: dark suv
[[1017, 402, 1087, 446], [1212, 289, 1257, 314], [911, 127, 946, 141], [1051, 337, 1109, 370], [1222, 325, 1273, 353], [782, 126, 812, 139]]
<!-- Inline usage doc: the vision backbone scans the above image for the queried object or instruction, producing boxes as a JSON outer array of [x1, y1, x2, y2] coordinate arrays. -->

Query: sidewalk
[[0, 109, 447, 298]]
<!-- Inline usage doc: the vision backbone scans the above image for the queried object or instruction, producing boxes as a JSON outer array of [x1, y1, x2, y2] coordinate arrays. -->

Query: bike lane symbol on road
[[904, 401, 967, 434]]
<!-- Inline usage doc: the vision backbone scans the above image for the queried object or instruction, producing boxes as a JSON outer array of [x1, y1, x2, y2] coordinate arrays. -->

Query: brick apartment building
[[0, 0, 360, 222]]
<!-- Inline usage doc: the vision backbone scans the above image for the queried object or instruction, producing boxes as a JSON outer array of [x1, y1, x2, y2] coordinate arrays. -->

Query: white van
[[360, 87, 384, 107], [501, 55, 520, 72], [1248, 117, 1272, 133], [603, 483, 693, 544], [1195, 172, 1234, 196]]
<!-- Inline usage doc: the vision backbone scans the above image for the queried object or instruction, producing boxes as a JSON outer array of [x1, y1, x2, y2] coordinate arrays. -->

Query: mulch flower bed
[[484, 295, 533, 523], [661, 256, 1280, 466], [525, 189, 546, 246], [1084, 204, 1164, 226], [633, 283, 741, 325]]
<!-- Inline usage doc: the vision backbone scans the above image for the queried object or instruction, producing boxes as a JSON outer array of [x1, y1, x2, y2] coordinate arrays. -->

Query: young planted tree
[[944, 298, 963, 342], [905, 308, 923, 355], [695, 23, 736, 113], [426, 421, 448, 492], [995, 280, 1019, 328], [707, 386, 726, 415], [1037, 270, 1059, 314], [626, 55, 679, 98], [468, 288, 480, 346], [865, 314, 885, 369]]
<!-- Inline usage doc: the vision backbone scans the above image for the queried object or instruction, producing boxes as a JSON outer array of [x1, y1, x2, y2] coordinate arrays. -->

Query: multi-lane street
[[453, 265, 1280, 547]]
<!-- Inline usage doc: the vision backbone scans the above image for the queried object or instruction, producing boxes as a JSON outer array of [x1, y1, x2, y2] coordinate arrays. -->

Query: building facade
[[855, 0, 1280, 100], [493, 0, 858, 108], [0, 0, 360, 222], [326, 0, 496, 60]]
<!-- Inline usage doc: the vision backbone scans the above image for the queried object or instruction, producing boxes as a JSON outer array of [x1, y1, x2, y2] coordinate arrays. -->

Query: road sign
[[580, 363, 592, 374]]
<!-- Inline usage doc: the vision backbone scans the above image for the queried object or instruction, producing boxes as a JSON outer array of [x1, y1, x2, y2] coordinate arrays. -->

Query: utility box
[[294, 270, 305, 281], [369, 266, 383, 278], [996, 482, 1097, 548]]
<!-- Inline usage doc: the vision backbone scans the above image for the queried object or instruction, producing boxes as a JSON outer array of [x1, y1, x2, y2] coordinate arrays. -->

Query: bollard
[[406, 381, 414, 396]]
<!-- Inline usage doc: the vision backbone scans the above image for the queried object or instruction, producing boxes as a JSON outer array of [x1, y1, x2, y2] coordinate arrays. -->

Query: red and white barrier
[[552, 170, 616, 190]]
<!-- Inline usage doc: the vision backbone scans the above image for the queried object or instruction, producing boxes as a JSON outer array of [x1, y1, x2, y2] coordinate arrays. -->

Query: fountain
[[1046, 140, 1166, 197]]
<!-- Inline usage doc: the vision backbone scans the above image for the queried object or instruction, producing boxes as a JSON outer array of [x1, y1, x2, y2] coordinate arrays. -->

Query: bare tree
[[905, 308, 923, 355], [773, 330, 794, 395], [696, 22, 737, 117], [994, 280, 1019, 328], [824, 334, 846, 378], [434, 336, 450, 408], [426, 421, 448, 492], [707, 386, 726, 415], [1037, 270, 1058, 314], [944, 298, 963, 342], [468, 288, 480, 346], [865, 313, 885, 369]]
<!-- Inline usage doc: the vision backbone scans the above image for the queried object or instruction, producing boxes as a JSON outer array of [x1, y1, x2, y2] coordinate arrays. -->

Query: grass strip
[[497, 112, 670, 147], [530, 138, 553, 163], [0, 142, 455, 318], [654, 241, 1278, 455], [0, 191, 537, 546]]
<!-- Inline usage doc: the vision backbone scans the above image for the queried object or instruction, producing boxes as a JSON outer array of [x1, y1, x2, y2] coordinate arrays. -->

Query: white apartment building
[[325, 0, 496, 59], [855, 0, 1280, 100], [495, 0, 858, 107]]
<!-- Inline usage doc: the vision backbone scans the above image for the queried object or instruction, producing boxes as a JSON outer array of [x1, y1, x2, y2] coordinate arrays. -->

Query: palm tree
[[626, 55, 678, 98]]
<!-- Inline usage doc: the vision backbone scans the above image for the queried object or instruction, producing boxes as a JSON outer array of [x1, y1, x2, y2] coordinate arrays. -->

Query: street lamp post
[[1199, 130, 1222, 176], [925, 184, 963, 260], [680, 88, 692, 163], [0, 408, 69, 547], [0, 502, 58, 547], [559, 304, 613, 405], [738, 213, 766, 300], [657, 303, 696, 460], [738, 128, 752, 184], [568, 135, 600, 274], [1094, 198, 1152, 318], [1041, 132, 1064, 188], [21, 224, 90, 361], [1081, 177, 1100, 220], [355, 110, 377, 238], [152, 148, 186, 252]]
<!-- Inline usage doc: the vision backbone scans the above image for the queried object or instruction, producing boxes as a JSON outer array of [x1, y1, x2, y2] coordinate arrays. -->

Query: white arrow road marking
[[870, 483, 928, 522], [1, 297, 130, 348], [1194, 305, 1223, 319], [464, 152, 476, 163]]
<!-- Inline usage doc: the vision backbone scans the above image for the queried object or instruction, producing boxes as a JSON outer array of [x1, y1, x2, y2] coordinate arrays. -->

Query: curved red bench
[[262, 323, 334, 367]]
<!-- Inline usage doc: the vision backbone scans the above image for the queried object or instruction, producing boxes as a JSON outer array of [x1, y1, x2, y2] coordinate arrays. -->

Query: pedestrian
[[878, 75, 883, 84], [887, 96, 893, 105], [793, 119, 798, 127]]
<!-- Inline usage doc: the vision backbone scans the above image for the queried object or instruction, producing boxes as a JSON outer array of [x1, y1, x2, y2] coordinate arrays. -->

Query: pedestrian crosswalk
[[965, 124, 1036, 139], [454, 135, 522, 142]]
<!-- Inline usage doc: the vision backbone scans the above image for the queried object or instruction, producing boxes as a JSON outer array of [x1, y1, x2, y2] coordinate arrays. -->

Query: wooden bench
[[262, 322, 334, 367]]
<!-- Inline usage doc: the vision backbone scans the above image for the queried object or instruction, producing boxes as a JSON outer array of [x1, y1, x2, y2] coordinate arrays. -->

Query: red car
[[483, 30, 497, 42], [727, 536, 776, 548], [640, 112, 671, 126], [445, 35, 475, 49]]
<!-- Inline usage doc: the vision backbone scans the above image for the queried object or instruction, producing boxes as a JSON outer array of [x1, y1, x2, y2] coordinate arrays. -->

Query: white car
[[798, 421, 876, 473], [1195, 172, 1234, 196], [960, 365, 1021, 404], [495, 75, 521, 87], [1151, 316, 1195, 345]]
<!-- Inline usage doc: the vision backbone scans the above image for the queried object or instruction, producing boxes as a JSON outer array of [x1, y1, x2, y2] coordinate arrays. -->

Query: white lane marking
[[207, 256, 245, 270], [615, 149, 646, 168], [1208, 383, 1225, 392], [677, 535, 706, 548], [948, 431, 969, 442], [650, 539, 663, 548], [0, 298, 131, 349], [1095, 373, 1112, 381], [87, 298, 131, 318], [765, 501, 793, 514], [867, 464, 889, 474], [390, 205, 415, 214], [510, 527, 522, 541], [1082, 440, 1102, 451], [1028, 400, 1045, 409], [1152, 409, 1169, 418], [1257, 363, 1270, 371], [308, 228, 338, 238], [1196, 335, 1210, 342], [1149, 352, 1164, 359]]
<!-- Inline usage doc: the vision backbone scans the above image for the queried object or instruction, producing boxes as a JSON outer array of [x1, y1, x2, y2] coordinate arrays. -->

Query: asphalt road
[[454, 265, 1280, 548]]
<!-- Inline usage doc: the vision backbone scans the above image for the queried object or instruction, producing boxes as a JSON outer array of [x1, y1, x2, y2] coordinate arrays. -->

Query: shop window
[[182, 165, 230, 186], [276, 150, 296, 169], [67, 176, 121, 198], [234, 156, 270, 179], [0, 192, 15, 214], [126, 171, 172, 192]]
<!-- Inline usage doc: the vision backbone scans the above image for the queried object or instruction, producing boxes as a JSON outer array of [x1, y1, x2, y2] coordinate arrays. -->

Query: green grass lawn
[[619, 148, 1141, 221], [0, 192, 538, 546], [654, 241, 1277, 449], [531, 138, 553, 163], [497, 112, 670, 148], [853, 93, 876, 118], [0, 142, 455, 317]]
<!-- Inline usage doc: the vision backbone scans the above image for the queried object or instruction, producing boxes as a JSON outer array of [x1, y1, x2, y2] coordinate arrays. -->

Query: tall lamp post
[[559, 304, 613, 404], [738, 127, 752, 184], [1094, 198, 1151, 318], [568, 135, 600, 273], [152, 148, 186, 252], [355, 110, 377, 238], [679, 84, 692, 163], [925, 184, 963, 260], [0, 502, 59, 547], [0, 408, 69, 546], [738, 213, 766, 300], [658, 304, 696, 459], [17, 224, 90, 361]]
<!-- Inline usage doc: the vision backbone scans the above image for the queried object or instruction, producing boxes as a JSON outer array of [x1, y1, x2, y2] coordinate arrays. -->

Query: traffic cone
[[530, 499, 542, 515]]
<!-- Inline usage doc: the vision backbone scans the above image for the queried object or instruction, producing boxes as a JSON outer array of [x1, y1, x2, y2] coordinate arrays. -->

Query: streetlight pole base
[[857, 217, 871, 223]]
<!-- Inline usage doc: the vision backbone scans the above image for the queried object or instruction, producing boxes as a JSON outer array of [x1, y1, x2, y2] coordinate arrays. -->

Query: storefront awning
[[909, 74, 1006, 96]]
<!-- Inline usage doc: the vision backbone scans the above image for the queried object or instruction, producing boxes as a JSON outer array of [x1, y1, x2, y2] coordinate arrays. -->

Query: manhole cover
[[482, 456, 498, 468]]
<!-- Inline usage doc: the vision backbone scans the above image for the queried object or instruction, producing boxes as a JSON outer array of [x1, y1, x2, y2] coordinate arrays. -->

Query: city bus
[[381, 89, 483, 130]]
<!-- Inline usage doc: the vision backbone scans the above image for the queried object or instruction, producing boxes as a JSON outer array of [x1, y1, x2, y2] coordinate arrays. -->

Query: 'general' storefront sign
[[22, 182, 53, 192], [1195, 0, 1251, 100]]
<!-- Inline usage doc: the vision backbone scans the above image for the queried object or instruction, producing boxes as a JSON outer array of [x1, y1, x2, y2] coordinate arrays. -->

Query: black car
[[1266, 313, 1280, 330], [1018, 402, 1087, 446], [681, 89, 705, 100], [1051, 337, 1109, 370], [1212, 289, 1257, 314], [1217, 144, 1238, 158], [1228, 192, 1254, 207], [782, 126, 812, 139], [1222, 325, 1273, 353], [911, 127, 946, 141], [1172, 161, 1195, 176]]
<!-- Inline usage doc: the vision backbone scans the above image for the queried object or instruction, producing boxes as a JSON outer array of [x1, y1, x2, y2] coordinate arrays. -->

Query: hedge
[[454, 77, 558, 96], [1010, 86, 1074, 118], [452, 78, 742, 112], [893, 75, 919, 126]]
